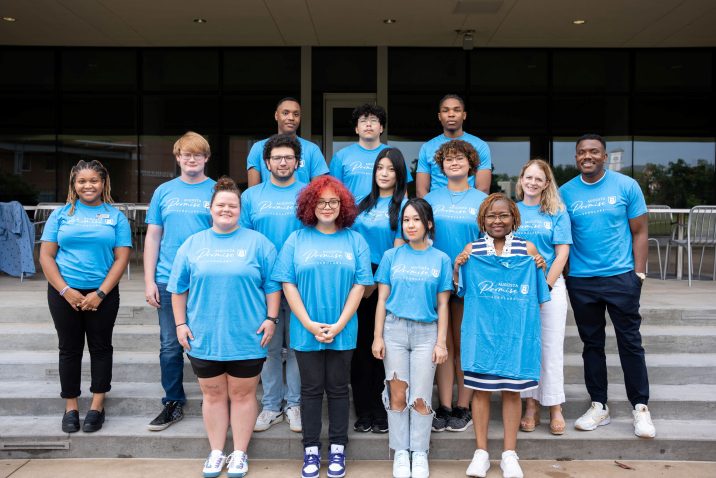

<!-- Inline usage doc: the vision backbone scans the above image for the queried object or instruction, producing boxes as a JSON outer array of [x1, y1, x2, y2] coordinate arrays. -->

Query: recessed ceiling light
[[193, 18, 207, 24], [2, 16, 17, 22], [572, 19, 586, 25], [383, 19, 397, 24]]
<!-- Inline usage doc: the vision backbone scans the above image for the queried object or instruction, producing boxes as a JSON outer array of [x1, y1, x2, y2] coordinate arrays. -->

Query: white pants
[[522, 275, 567, 406]]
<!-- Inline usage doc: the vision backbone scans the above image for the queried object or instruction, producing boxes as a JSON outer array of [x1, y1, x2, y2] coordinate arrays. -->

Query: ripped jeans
[[382, 313, 437, 453]]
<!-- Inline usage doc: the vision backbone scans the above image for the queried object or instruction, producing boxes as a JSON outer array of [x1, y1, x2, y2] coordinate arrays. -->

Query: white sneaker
[[411, 451, 430, 478], [202, 449, 226, 478], [392, 449, 411, 478], [285, 406, 302, 432], [500, 450, 524, 478], [227, 450, 248, 478], [574, 402, 610, 431], [253, 409, 283, 431], [466, 449, 490, 477], [633, 403, 656, 438]]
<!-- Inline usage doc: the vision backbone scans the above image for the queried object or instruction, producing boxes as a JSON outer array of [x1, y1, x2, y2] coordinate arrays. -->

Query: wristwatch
[[95, 289, 106, 299], [267, 316, 279, 324], [635, 272, 646, 283]]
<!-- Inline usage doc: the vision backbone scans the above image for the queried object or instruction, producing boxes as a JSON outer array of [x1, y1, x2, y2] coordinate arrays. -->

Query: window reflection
[[487, 139, 531, 197], [0, 135, 56, 203]]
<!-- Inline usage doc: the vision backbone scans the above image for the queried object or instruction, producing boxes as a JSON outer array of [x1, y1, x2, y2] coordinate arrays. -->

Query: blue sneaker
[[302, 446, 320, 478], [327, 444, 346, 478]]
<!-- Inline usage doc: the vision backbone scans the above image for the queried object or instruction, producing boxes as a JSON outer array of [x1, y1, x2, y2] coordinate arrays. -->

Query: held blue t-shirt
[[417, 132, 492, 191], [329, 143, 413, 202], [351, 197, 407, 265], [41, 202, 132, 289], [167, 227, 281, 361], [424, 187, 487, 263], [239, 180, 306, 251], [375, 244, 453, 323], [515, 202, 572, 270], [146, 177, 216, 284], [246, 136, 328, 185], [271, 227, 374, 352], [559, 170, 647, 277], [460, 254, 550, 381]]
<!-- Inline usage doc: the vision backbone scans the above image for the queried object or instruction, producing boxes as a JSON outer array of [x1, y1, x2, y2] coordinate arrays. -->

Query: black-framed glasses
[[269, 155, 297, 163], [316, 199, 341, 209]]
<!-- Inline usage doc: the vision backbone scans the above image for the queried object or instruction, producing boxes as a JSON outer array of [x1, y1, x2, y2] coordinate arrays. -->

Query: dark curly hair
[[351, 103, 387, 128], [477, 193, 521, 233], [434, 139, 480, 176], [262, 133, 302, 163], [296, 176, 358, 229]]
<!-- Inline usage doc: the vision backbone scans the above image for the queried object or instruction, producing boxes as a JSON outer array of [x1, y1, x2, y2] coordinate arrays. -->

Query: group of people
[[39, 94, 656, 478]]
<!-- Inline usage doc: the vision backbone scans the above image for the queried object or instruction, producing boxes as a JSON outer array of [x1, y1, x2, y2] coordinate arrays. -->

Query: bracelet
[[175, 323, 186, 328], [59, 286, 70, 297]]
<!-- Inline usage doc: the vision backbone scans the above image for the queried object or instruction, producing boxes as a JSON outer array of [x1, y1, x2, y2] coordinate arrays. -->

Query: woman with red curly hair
[[272, 175, 374, 478]]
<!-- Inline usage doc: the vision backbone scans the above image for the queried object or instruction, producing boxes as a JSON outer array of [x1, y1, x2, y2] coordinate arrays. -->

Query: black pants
[[48, 284, 120, 399], [351, 282, 386, 421], [566, 271, 649, 407], [296, 349, 353, 449]]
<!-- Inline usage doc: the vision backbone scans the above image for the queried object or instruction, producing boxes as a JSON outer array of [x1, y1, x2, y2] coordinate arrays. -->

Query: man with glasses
[[241, 134, 306, 433], [329, 104, 412, 202], [416, 94, 492, 197], [247, 97, 328, 187], [144, 131, 216, 431]]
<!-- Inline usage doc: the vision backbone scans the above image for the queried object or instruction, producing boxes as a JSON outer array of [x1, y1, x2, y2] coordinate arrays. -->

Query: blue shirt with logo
[[375, 244, 453, 323], [240, 180, 306, 251], [351, 197, 407, 265], [417, 132, 492, 191], [246, 136, 328, 185], [146, 177, 216, 284], [271, 227, 374, 352], [424, 187, 487, 263], [41, 202, 132, 289], [559, 170, 647, 277], [167, 227, 281, 361], [515, 202, 572, 270]]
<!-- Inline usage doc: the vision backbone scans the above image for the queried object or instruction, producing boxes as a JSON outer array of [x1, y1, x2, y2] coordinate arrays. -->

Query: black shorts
[[188, 355, 265, 379]]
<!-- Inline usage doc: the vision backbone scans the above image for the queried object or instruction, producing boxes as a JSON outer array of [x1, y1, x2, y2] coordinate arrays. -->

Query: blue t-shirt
[[246, 136, 328, 185], [146, 177, 216, 284], [375, 245, 453, 323], [329, 143, 413, 202], [240, 180, 306, 251], [560, 170, 647, 277], [424, 188, 487, 263], [271, 227, 374, 352], [167, 227, 281, 361], [515, 202, 572, 270], [41, 202, 132, 289], [460, 255, 550, 381], [417, 132, 492, 191], [352, 197, 407, 265]]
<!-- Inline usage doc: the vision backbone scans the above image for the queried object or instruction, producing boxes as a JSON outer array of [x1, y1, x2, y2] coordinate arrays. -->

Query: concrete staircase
[[1, 277, 716, 461]]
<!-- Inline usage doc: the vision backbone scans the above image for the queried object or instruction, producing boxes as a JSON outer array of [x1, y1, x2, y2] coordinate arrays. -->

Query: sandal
[[549, 406, 566, 435], [519, 403, 540, 432]]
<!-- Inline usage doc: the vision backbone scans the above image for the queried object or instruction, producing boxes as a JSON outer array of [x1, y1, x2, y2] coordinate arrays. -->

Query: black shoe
[[353, 416, 373, 433], [82, 409, 105, 433], [371, 417, 389, 434], [62, 410, 80, 433], [432, 405, 451, 432], [446, 406, 473, 432], [148, 401, 184, 431]]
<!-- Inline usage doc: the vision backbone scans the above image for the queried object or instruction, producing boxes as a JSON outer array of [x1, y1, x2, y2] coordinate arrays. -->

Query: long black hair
[[357, 147, 408, 231]]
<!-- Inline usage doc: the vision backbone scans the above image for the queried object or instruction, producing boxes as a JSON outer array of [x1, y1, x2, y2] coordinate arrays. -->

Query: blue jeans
[[382, 313, 437, 453], [157, 283, 186, 405], [261, 296, 300, 411]]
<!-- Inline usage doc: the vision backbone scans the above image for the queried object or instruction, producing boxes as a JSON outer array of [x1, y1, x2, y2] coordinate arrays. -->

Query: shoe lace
[[412, 452, 427, 467], [328, 452, 345, 466], [205, 452, 224, 469], [227, 451, 245, 469], [395, 451, 410, 468], [304, 453, 320, 467]]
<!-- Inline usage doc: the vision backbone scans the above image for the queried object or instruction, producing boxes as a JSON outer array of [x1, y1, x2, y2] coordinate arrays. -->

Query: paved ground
[[2, 458, 716, 478]]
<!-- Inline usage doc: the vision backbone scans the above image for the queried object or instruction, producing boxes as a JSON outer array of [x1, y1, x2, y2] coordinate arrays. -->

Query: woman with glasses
[[424, 139, 487, 433], [349, 148, 408, 435], [40, 159, 132, 434], [272, 176, 373, 478]]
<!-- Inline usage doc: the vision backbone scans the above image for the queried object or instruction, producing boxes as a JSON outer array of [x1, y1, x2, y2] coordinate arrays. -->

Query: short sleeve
[[246, 142, 263, 172], [438, 254, 453, 293], [271, 231, 297, 284], [405, 168, 414, 184], [145, 187, 163, 226], [167, 241, 191, 294], [260, 240, 282, 294], [552, 210, 573, 245], [40, 208, 61, 242], [536, 268, 551, 305], [626, 179, 648, 219], [114, 212, 133, 248], [374, 249, 394, 285], [353, 233, 375, 286], [308, 146, 329, 178], [239, 193, 253, 230], [476, 141, 492, 170], [416, 144, 430, 174], [329, 153, 343, 181]]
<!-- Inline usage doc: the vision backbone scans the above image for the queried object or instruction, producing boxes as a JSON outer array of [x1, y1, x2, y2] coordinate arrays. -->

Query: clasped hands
[[306, 321, 340, 343], [63, 289, 102, 311]]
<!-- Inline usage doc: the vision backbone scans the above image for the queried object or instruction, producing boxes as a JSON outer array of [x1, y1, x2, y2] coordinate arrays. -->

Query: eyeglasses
[[443, 155, 468, 163], [178, 153, 207, 160], [316, 199, 341, 209], [269, 155, 297, 163], [485, 213, 512, 222]]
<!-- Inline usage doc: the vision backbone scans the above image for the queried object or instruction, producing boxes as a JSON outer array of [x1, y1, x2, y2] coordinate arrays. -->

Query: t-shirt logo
[[608, 196, 617, 205], [238, 249, 247, 258], [345, 252, 353, 261], [431, 268, 440, 278], [299, 159, 305, 168], [469, 208, 477, 215], [520, 284, 529, 294], [544, 221, 552, 230]]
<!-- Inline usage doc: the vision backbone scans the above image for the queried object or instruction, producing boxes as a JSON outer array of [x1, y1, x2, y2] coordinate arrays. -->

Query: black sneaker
[[431, 405, 451, 432], [446, 406, 472, 432], [371, 417, 388, 433], [82, 409, 105, 433], [62, 410, 80, 433], [353, 416, 373, 433], [147, 401, 184, 431]]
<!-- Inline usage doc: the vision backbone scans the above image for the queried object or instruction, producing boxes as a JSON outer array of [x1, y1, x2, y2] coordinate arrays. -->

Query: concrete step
[[2, 351, 715, 385], [1, 415, 714, 461], [563, 325, 716, 354]]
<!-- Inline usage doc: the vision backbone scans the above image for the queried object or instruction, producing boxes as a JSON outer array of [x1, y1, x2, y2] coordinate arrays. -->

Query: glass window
[[0, 94, 55, 133], [388, 93, 442, 139], [633, 95, 713, 136], [470, 95, 548, 135], [227, 136, 254, 191], [0, 49, 55, 91], [224, 48, 300, 92], [553, 50, 629, 93], [61, 49, 137, 91], [312, 48, 376, 92], [142, 95, 219, 135], [486, 138, 531, 197], [142, 50, 219, 91], [471, 50, 548, 92], [551, 95, 629, 136], [389, 48, 466, 92], [223, 94, 294, 135], [0, 135, 57, 203], [61, 95, 136, 134], [635, 50, 712, 93]]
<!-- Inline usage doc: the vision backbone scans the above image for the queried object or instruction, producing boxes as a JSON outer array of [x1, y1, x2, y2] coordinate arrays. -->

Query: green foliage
[[636, 159, 716, 208]]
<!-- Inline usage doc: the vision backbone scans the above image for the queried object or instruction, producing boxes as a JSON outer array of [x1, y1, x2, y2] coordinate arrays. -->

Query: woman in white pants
[[515, 159, 572, 435]]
